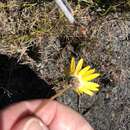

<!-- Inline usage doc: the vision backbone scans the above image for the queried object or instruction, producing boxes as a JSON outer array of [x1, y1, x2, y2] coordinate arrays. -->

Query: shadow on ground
[[0, 54, 55, 109]]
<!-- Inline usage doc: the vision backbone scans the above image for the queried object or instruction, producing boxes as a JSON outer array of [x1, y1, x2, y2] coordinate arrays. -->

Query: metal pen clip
[[55, 0, 75, 24]]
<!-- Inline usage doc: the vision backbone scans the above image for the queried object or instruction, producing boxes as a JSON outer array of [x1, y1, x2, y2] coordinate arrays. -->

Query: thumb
[[12, 116, 49, 130]]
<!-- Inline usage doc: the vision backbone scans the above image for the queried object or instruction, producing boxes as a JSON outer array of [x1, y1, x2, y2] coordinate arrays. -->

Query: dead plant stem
[[34, 86, 71, 113]]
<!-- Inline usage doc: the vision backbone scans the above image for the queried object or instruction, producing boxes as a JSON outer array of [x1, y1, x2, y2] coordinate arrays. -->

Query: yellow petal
[[83, 73, 100, 81], [70, 57, 75, 74], [82, 88, 94, 96], [84, 81, 100, 88], [81, 68, 96, 77], [84, 90, 94, 96], [79, 83, 99, 96], [74, 82, 99, 96], [83, 82, 100, 90], [79, 66, 91, 76], [74, 58, 83, 75], [74, 88, 82, 95], [89, 86, 99, 91]]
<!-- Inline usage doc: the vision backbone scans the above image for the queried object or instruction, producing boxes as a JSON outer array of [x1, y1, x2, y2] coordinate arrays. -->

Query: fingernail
[[23, 117, 48, 130], [13, 117, 49, 130]]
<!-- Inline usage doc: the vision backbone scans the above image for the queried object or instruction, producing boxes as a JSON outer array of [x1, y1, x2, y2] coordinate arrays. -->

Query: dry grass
[[0, 0, 129, 69], [0, 0, 75, 57]]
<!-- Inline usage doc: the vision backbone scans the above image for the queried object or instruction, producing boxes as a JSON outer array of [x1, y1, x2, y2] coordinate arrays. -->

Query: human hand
[[1, 100, 93, 130]]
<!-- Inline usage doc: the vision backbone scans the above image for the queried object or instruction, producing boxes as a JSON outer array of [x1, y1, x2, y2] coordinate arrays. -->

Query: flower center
[[68, 76, 80, 88]]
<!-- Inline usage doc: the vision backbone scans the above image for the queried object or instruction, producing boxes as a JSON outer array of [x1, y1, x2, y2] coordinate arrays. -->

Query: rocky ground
[[0, 0, 130, 130], [57, 12, 130, 130]]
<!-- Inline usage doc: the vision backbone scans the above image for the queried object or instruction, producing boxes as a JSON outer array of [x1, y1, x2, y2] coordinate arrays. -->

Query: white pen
[[55, 0, 75, 24]]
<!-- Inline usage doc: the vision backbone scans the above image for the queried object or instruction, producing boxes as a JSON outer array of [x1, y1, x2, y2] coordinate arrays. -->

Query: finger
[[46, 101, 93, 130], [12, 116, 49, 130], [1, 100, 45, 130], [1, 99, 93, 130]]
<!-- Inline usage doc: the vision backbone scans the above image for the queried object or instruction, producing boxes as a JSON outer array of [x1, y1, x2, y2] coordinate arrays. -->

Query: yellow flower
[[69, 57, 100, 96]]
